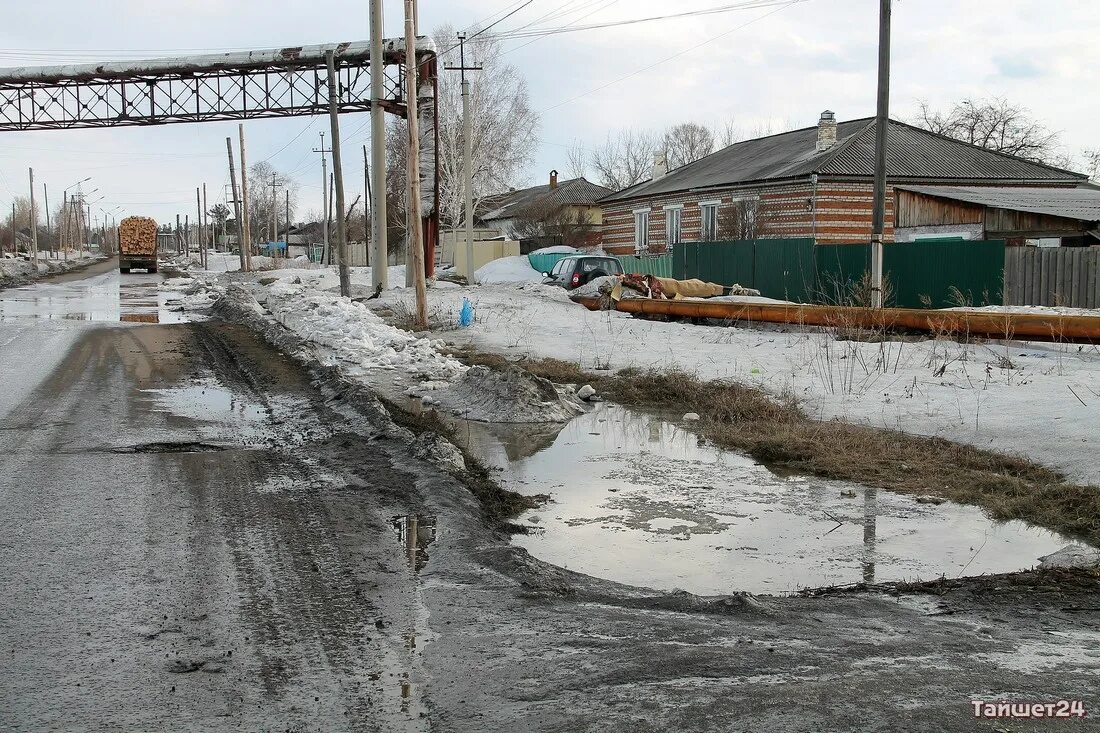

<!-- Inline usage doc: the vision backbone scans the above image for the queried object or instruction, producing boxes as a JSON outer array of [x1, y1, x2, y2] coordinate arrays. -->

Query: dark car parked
[[542, 255, 624, 290]]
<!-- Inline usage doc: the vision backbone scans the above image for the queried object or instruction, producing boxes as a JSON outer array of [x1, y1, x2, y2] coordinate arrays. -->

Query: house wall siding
[[600, 178, 897, 254]]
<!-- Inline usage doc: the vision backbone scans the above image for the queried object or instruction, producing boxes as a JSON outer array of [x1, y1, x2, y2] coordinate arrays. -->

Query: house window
[[664, 205, 682, 248], [633, 209, 650, 252], [700, 201, 720, 241]]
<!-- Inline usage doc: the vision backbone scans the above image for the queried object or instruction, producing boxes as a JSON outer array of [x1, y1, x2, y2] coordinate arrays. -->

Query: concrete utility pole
[[226, 137, 247, 272], [445, 33, 482, 283], [404, 0, 428, 326], [202, 183, 209, 267], [238, 124, 253, 271], [28, 168, 39, 266], [315, 132, 331, 264], [42, 184, 50, 257], [270, 172, 278, 249], [325, 49, 352, 298], [285, 189, 290, 258], [195, 187, 204, 269], [370, 0, 388, 290], [870, 0, 891, 309]]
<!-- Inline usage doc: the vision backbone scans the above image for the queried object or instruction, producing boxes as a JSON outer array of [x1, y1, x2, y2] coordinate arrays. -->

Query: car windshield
[[550, 259, 568, 276]]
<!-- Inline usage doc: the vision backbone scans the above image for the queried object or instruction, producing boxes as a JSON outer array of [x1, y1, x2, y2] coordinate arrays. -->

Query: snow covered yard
[[378, 283, 1100, 485]]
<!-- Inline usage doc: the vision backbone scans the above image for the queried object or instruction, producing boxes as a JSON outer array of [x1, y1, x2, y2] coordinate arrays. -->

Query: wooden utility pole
[[270, 172, 278, 250], [445, 33, 482, 283], [28, 168, 38, 266], [238, 124, 253, 271], [285, 190, 290, 258], [870, 0, 891, 309], [226, 137, 247, 272], [325, 49, 352, 297], [369, 0, 388, 289], [404, 0, 428, 326], [363, 144, 371, 266]]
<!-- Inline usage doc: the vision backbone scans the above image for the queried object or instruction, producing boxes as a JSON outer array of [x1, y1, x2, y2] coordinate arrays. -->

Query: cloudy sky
[[0, 0, 1096, 225]]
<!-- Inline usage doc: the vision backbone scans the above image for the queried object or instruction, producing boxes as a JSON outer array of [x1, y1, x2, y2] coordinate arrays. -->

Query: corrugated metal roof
[[601, 118, 1085, 203], [481, 177, 611, 220], [896, 185, 1100, 222]]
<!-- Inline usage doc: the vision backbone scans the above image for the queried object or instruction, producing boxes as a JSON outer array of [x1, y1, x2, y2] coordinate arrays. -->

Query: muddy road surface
[[1, 270, 1098, 732]]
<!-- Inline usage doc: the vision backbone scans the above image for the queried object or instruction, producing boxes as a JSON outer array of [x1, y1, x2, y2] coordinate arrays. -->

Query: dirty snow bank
[[263, 280, 466, 378], [1, 253, 107, 287]]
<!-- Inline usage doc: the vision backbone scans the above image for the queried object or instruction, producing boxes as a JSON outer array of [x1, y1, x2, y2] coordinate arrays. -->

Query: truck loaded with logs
[[117, 216, 158, 274]]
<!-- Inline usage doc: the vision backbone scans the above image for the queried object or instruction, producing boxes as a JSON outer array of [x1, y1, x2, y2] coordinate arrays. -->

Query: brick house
[[599, 111, 1087, 255]]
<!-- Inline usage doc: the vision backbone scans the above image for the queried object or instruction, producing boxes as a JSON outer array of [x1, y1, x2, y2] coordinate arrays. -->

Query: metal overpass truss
[[0, 40, 440, 266], [0, 41, 430, 129]]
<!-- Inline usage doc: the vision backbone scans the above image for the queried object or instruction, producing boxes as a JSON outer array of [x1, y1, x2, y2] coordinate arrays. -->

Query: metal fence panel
[[615, 254, 674, 278]]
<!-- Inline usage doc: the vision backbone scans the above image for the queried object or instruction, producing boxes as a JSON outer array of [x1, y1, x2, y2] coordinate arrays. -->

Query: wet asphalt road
[[0, 267, 431, 730], [2, 266, 1098, 732]]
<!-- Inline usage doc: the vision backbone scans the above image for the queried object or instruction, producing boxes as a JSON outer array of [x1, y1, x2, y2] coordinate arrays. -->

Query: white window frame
[[699, 200, 720, 242], [664, 204, 683, 248], [633, 208, 650, 253]]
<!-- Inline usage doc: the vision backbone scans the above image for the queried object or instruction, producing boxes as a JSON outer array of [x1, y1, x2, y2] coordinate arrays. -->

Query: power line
[[539, 0, 804, 113]]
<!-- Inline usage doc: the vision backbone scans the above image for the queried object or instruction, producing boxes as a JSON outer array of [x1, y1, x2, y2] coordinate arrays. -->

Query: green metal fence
[[671, 238, 1006, 308], [815, 240, 1006, 308], [615, 254, 674, 278]]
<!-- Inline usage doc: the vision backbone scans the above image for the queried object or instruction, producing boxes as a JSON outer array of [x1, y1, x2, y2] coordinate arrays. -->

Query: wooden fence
[[1004, 247, 1100, 309]]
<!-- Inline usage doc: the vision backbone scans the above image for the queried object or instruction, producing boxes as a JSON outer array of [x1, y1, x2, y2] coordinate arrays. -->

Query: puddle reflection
[[391, 514, 437, 573], [457, 404, 1071, 595], [0, 270, 189, 324]]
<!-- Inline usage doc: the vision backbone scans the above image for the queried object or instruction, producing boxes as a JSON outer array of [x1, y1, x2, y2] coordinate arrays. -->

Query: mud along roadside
[[206, 282, 1099, 732]]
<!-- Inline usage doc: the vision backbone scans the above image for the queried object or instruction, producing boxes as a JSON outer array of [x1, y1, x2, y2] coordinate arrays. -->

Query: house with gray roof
[[480, 171, 611, 248], [599, 111, 1089, 254]]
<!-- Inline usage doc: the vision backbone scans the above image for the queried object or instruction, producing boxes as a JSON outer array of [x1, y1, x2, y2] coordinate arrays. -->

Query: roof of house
[[601, 118, 1086, 202], [481, 177, 612, 221], [896, 185, 1100, 222]]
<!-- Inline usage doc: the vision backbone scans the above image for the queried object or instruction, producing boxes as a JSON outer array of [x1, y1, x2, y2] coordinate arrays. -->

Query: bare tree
[[207, 203, 231, 237], [913, 97, 1062, 163], [509, 199, 594, 247], [664, 122, 715, 170], [246, 160, 297, 243], [422, 25, 539, 230], [717, 118, 745, 148], [565, 139, 588, 179], [589, 129, 660, 191], [1083, 149, 1100, 182], [718, 198, 765, 240]]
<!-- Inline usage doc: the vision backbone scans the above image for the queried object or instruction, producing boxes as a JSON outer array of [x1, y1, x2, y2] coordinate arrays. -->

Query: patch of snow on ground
[[474, 256, 543, 285]]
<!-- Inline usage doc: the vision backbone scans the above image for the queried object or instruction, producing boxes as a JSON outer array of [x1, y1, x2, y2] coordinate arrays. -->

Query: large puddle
[[457, 403, 1071, 595], [0, 271, 188, 323]]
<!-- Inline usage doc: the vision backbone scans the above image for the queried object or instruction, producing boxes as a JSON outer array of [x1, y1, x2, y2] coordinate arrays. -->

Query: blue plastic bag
[[458, 298, 474, 327]]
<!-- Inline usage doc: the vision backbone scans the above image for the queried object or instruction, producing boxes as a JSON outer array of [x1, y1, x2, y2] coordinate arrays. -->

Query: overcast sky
[[0, 0, 1096, 226]]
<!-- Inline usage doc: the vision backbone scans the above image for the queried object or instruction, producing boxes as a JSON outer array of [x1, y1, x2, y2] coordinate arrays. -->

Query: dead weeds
[[446, 345, 1100, 546]]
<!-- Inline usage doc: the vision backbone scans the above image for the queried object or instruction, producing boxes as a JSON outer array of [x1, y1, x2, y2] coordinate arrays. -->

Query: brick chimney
[[549, 169, 559, 189], [816, 110, 837, 152], [651, 151, 668, 180]]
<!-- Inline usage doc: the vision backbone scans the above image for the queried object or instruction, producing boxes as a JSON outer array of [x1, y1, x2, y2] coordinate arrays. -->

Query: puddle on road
[[140, 378, 322, 448], [392, 514, 438, 573], [457, 403, 1071, 595], [0, 271, 189, 323]]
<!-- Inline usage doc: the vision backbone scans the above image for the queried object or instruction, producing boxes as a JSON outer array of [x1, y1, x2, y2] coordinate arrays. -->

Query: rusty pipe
[[571, 296, 1100, 344]]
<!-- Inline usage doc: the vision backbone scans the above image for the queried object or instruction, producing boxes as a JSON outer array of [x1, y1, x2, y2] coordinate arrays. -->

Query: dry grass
[[447, 345, 1100, 546]]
